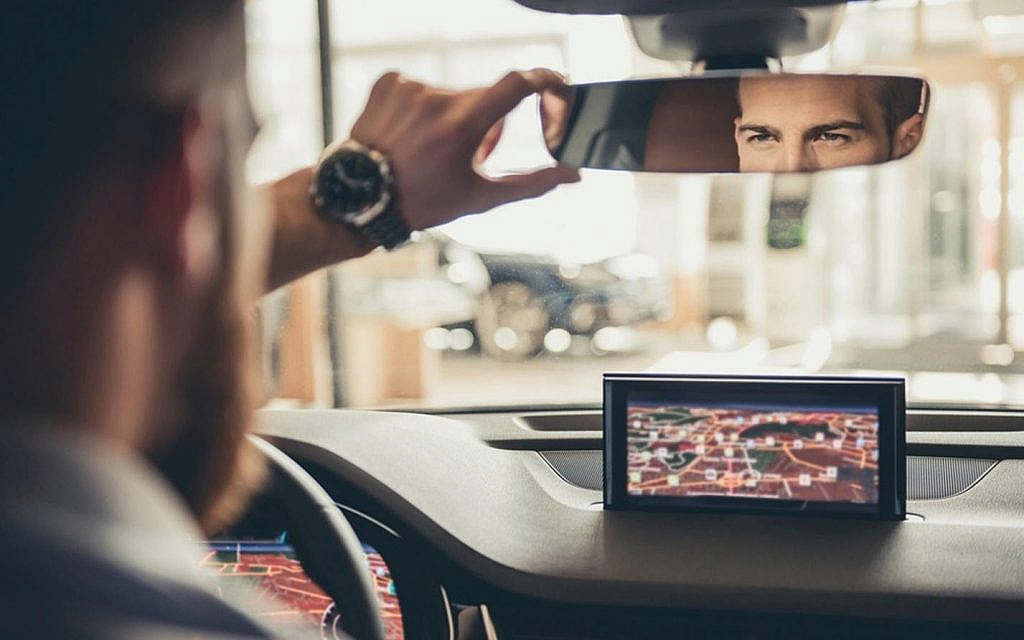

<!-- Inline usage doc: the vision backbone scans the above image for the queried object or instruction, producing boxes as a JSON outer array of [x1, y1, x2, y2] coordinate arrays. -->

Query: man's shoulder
[[0, 423, 275, 639], [0, 587, 271, 640], [0, 529, 273, 639]]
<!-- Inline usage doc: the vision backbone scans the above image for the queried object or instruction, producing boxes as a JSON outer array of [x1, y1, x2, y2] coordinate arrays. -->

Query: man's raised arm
[[263, 69, 580, 293]]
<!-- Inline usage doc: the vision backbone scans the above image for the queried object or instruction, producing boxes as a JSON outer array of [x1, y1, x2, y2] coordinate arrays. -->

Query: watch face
[[314, 148, 385, 219]]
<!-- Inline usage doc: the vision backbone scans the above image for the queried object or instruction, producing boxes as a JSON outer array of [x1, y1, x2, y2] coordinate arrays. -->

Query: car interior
[[215, 0, 1024, 638]]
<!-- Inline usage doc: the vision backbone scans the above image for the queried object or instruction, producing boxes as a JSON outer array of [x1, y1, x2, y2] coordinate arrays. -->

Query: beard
[[146, 81, 277, 536], [146, 266, 268, 535], [146, 118, 269, 534]]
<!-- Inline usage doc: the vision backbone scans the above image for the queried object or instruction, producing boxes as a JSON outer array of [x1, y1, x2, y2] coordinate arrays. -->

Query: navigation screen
[[200, 536, 403, 640], [604, 374, 905, 519], [626, 397, 879, 504]]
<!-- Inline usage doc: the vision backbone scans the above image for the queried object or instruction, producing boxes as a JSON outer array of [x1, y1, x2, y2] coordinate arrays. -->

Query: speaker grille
[[540, 450, 605, 491], [538, 451, 995, 500], [906, 456, 996, 500]]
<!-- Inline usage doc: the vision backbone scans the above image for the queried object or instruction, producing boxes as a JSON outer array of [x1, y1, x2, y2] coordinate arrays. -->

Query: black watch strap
[[358, 205, 412, 251]]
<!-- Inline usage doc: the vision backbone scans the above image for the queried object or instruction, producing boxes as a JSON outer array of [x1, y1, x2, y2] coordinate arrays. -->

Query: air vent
[[538, 451, 996, 500]]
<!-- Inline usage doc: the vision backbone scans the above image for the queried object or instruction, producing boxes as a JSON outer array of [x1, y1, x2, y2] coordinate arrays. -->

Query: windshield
[[248, 0, 1024, 411]]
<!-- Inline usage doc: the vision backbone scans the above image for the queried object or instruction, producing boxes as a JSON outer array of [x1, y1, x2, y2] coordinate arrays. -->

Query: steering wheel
[[249, 435, 385, 640]]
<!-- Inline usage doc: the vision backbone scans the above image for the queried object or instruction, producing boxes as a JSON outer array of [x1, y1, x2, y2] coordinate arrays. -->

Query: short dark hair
[[879, 76, 927, 141], [0, 1, 240, 304]]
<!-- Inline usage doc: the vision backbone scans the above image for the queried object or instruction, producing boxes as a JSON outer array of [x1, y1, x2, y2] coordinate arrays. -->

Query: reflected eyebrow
[[738, 123, 780, 138], [805, 120, 866, 139]]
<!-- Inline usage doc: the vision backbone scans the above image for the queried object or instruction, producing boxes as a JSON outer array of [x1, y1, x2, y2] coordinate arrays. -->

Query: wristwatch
[[309, 139, 412, 250]]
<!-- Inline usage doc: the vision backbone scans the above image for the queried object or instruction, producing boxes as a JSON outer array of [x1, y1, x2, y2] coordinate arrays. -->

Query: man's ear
[[892, 113, 924, 159], [141, 104, 220, 294]]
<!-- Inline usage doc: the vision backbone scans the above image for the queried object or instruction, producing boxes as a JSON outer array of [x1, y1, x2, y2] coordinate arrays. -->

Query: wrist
[[265, 167, 375, 292], [289, 168, 376, 256], [310, 139, 412, 250]]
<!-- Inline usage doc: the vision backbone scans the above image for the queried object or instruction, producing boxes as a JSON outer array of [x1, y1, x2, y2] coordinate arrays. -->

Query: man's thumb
[[473, 165, 580, 212]]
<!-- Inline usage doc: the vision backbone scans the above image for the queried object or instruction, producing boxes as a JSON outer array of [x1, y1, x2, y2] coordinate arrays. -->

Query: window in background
[[326, 0, 661, 407], [249, 0, 1024, 410], [247, 0, 335, 406]]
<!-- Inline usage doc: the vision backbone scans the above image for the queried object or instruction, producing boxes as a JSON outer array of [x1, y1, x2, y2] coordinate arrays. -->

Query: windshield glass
[[248, 0, 1024, 411]]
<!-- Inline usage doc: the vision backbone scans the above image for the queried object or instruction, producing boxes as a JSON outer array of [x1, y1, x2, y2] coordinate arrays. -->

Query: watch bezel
[[312, 139, 394, 228]]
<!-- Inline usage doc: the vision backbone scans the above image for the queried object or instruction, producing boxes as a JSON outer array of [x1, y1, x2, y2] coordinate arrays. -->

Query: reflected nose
[[777, 143, 819, 173]]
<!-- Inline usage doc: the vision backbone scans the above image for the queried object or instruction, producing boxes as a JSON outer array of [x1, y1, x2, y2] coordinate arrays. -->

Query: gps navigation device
[[604, 373, 906, 519]]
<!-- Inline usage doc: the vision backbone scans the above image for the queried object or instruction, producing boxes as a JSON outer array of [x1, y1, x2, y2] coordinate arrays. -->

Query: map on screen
[[200, 538, 404, 640], [626, 397, 879, 504]]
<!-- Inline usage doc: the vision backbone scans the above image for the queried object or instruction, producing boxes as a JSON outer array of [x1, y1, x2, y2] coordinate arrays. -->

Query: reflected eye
[[813, 131, 850, 144]]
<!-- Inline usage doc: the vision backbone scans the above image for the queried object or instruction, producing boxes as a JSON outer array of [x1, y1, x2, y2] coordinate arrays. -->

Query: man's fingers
[[471, 164, 580, 212], [468, 69, 567, 136], [364, 71, 401, 107], [473, 118, 505, 166], [350, 69, 578, 230]]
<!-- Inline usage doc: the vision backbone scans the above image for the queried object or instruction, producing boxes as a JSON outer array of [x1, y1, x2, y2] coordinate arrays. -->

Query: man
[[0, 2, 578, 637], [734, 74, 927, 173]]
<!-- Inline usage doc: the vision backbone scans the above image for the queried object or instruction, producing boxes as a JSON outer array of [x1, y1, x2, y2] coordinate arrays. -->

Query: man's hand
[[265, 69, 580, 292], [349, 68, 581, 231]]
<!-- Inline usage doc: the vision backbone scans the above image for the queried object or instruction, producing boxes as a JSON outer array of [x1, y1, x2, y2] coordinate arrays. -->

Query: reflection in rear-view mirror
[[541, 73, 930, 174]]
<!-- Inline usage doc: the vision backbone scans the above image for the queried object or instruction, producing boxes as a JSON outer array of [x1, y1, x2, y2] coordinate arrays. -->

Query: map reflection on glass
[[626, 397, 879, 504], [200, 536, 404, 640]]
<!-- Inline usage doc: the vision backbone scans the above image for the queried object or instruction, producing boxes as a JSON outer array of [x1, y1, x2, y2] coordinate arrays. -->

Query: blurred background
[[246, 0, 1024, 410]]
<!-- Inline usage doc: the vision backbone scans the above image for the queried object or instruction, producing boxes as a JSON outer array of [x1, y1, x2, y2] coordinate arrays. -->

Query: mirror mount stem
[[699, 54, 773, 72]]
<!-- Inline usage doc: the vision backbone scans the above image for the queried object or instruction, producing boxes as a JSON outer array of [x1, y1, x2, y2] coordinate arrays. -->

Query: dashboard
[[254, 407, 1024, 639]]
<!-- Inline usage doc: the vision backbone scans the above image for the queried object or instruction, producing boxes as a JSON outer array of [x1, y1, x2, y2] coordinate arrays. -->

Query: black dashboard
[[256, 407, 1024, 639]]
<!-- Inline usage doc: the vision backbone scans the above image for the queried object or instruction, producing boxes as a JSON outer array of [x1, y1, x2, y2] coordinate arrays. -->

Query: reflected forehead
[[739, 75, 864, 100], [738, 76, 880, 129]]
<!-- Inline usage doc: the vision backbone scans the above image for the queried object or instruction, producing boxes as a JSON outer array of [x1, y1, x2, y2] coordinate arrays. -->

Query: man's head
[[1, 2, 268, 531], [734, 74, 927, 173]]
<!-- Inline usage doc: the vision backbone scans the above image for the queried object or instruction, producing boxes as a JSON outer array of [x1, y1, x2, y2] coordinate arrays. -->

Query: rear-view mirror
[[541, 73, 930, 174]]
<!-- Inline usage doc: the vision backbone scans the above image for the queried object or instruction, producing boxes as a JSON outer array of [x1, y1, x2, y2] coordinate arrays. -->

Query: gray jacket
[[0, 421, 275, 639]]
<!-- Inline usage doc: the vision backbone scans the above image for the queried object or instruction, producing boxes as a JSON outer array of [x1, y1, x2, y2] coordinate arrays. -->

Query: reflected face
[[735, 75, 915, 173]]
